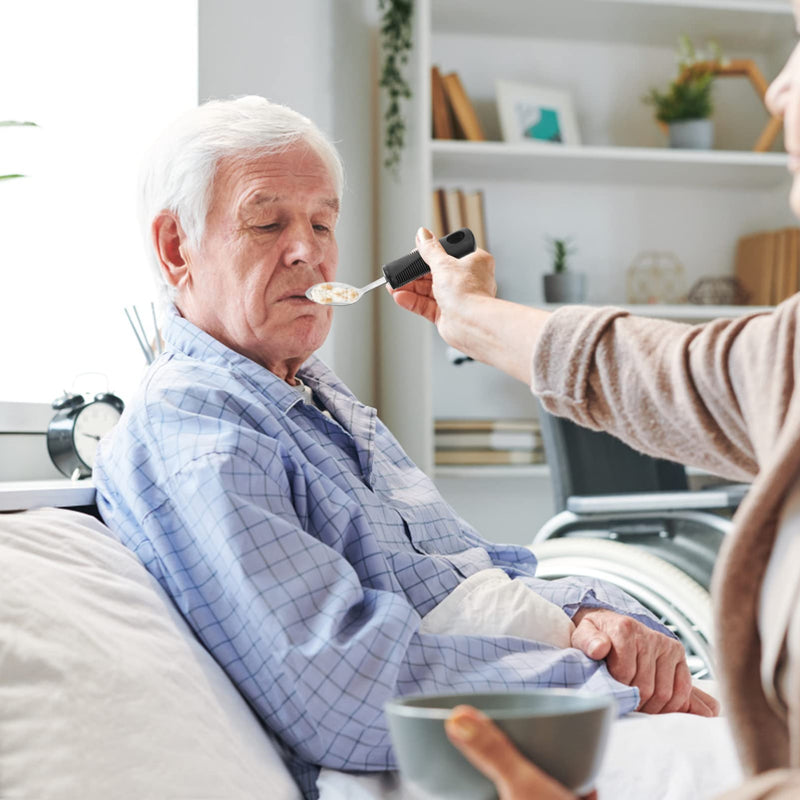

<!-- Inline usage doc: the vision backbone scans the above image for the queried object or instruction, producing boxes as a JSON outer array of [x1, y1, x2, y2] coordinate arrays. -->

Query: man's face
[[177, 142, 339, 377]]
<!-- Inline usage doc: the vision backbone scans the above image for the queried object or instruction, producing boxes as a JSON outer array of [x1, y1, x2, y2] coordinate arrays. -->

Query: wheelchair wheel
[[530, 538, 715, 679]]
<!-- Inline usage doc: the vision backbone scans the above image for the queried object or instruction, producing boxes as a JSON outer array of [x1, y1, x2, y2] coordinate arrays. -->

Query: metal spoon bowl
[[305, 277, 387, 306]]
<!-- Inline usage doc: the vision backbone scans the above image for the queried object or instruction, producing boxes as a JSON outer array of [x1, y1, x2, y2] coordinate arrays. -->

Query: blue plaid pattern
[[95, 307, 659, 799]]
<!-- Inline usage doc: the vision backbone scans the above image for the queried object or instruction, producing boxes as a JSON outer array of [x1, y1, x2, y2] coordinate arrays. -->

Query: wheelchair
[[529, 406, 748, 680]]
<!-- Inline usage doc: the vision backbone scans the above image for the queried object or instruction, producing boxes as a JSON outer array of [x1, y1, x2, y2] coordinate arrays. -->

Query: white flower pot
[[668, 119, 714, 150], [543, 272, 586, 303]]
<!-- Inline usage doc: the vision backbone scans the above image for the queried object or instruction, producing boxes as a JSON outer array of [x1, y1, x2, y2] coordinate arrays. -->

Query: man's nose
[[283, 222, 323, 266]]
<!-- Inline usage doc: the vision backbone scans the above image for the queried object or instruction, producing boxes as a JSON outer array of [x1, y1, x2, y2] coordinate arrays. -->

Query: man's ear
[[152, 211, 190, 290]]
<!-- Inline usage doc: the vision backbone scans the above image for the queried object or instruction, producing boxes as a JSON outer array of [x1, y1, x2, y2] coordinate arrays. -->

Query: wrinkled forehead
[[212, 146, 340, 215]]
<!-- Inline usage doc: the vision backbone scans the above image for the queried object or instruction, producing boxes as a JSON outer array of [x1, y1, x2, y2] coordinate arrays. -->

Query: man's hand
[[445, 705, 593, 800], [571, 607, 719, 717]]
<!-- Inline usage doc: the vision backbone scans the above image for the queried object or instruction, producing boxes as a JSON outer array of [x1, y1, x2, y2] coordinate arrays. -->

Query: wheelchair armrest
[[565, 485, 748, 515]]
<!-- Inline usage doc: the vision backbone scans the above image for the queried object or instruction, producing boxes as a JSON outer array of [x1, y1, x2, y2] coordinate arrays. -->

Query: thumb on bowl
[[444, 705, 578, 799]]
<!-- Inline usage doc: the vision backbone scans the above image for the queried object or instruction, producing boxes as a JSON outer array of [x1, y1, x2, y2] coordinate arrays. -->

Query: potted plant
[[543, 236, 585, 303], [643, 35, 723, 150]]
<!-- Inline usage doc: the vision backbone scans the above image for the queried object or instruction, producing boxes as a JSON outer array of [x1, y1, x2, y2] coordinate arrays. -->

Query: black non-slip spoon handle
[[382, 228, 476, 290]]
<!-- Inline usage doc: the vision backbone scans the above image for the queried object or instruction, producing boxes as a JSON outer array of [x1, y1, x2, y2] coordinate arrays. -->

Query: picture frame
[[495, 80, 581, 145]]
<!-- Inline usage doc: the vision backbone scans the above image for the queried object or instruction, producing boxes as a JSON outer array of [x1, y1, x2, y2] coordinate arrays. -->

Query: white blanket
[[318, 569, 742, 800]]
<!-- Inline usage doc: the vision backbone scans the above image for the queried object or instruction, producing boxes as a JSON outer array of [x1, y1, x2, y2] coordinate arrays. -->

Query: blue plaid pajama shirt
[[95, 307, 662, 798]]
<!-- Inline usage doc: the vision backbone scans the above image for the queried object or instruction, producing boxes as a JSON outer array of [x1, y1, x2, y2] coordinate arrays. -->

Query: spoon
[[305, 228, 476, 306]]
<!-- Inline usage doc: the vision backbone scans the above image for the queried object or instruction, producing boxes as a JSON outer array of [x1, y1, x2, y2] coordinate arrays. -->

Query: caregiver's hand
[[571, 608, 719, 717], [445, 705, 595, 800], [389, 227, 498, 346], [390, 227, 550, 384]]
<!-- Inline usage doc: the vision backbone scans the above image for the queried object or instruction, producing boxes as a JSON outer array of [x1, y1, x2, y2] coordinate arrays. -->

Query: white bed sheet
[[317, 702, 743, 800]]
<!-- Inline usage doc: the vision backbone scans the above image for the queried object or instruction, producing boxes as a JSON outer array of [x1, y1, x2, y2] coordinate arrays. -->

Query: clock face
[[72, 401, 123, 468]]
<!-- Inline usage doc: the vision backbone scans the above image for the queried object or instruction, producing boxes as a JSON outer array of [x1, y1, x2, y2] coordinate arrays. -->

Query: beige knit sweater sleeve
[[530, 302, 800, 482], [531, 298, 800, 799]]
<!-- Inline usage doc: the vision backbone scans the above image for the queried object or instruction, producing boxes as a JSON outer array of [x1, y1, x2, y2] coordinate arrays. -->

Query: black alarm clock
[[47, 392, 125, 480]]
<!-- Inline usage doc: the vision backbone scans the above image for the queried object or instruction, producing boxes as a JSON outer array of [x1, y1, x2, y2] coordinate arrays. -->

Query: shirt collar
[[162, 304, 377, 479], [162, 304, 307, 414]]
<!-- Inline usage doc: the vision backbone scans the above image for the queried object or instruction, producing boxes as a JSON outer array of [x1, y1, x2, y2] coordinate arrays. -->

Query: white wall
[[0, 1, 198, 405], [199, 0, 380, 405]]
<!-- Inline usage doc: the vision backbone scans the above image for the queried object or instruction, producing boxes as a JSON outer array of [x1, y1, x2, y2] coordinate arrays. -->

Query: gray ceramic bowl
[[385, 689, 616, 799]]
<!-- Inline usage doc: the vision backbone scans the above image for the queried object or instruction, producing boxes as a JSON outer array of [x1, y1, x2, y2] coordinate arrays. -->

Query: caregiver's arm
[[394, 227, 785, 481]]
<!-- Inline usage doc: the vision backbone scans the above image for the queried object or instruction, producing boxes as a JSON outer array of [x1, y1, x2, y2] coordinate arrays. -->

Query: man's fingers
[[570, 617, 613, 661], [655, 660, 694, 715], [687, 685, 720, 717]]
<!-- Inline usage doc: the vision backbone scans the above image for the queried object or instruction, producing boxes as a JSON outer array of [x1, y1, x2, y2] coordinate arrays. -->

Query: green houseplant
[[379, 0, 413, 175], [1, 120, 37, 181], [643, 35, 723, 149], [543, 237, 585, 303]]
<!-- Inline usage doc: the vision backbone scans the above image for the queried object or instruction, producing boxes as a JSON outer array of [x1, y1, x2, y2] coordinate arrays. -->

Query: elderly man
[[94, 96, 714, 799]]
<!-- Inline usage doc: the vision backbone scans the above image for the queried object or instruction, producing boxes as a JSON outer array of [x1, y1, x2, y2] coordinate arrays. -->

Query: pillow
[[0, 507, 300, 800]]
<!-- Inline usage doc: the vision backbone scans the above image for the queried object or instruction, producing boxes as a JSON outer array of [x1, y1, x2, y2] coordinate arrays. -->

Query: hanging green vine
[[378, 0, 413, 175]]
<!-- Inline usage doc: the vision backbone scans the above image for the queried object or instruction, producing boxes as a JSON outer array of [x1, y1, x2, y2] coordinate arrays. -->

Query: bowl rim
[[385, 689, 617, 721]]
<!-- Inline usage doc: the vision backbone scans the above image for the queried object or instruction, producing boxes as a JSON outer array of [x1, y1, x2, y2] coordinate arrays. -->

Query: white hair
[[138, 95, 345, 302]]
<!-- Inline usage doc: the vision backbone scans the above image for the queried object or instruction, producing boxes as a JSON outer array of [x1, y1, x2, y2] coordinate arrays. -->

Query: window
[[0, 1, 197, 403]]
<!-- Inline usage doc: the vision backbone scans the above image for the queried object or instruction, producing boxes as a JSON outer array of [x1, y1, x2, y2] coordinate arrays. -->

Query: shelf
[[0, 479, 96, 511], [435, 464, 551, 479], [432, 141, 790, 188], [435, 464, 723, 480], [431, 0, 793, 48], [538, 302, 774, 320]]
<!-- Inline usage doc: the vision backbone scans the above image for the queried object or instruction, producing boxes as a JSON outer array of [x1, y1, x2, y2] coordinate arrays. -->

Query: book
[[436, 429, 541, 451], [771, 229, 787, 305], [460, 190, 487, 250], [735, 231, 773, 305], [431, 188, 446, 238], [442, 188, 464, 232], [783, 227, 799, 300], [441, 72, 486, 141], [435, 418, 540, 432], [431, 66, 455, 139], [435, 449, 545, 466]]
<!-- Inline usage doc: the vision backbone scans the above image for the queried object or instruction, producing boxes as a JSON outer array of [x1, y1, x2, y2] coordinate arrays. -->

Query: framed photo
[[495, 80, 581, 145]]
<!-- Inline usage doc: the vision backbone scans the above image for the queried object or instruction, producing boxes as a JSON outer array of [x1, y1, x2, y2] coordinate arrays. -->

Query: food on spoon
[[307, 283, 360, 304]]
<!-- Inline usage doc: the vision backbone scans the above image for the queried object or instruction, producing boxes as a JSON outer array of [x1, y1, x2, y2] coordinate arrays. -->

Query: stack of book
[[734, 227, 800, 305], [432, 187, 487, 250], [434, 419, 545, 466], [431, 66, 485, 142]]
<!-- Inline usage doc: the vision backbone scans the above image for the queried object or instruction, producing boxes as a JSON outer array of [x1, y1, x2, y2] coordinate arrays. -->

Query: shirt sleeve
[[149, 447, 639, 773], [458, 529, 675, 636], [529, 301, 800, 481]]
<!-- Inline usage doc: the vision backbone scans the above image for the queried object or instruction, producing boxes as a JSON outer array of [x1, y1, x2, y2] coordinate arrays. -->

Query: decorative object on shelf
[[543, 236, 585, 303], [626, 251, 687, 304], [687, 276, 749, 306], [1, 120, 38, 181], [438, 70, 485, 141], [496, 80, 581, 146], [433, 187, 487, 249], [378, 0, 413, 174], [735, 227, 800, 306], [644, 35, 781, 152], [643, 35, 723, 150], [434, 418, 544, 466]]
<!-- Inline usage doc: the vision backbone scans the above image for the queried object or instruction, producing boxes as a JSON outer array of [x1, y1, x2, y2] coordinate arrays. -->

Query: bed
[[0, 500, 743, 799]]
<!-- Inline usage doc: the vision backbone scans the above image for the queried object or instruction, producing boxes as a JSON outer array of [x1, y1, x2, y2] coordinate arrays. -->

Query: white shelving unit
[[377, 0, 795, 544]]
